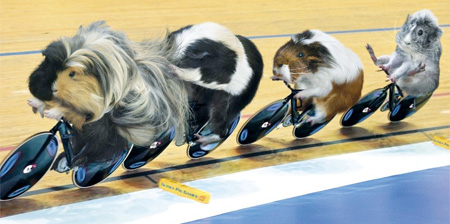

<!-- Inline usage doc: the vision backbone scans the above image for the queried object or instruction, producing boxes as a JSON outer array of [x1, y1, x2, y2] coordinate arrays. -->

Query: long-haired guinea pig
[[272, 30, 364, 124], [27, 21, 190, 166]]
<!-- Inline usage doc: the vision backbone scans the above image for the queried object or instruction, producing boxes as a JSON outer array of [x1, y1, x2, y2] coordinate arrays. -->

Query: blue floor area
[[187, 165, 450, 224]]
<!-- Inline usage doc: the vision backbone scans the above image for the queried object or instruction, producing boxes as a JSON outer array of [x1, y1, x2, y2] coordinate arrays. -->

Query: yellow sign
[[158, 178, 211, 204], [432, 136, 450, 150]]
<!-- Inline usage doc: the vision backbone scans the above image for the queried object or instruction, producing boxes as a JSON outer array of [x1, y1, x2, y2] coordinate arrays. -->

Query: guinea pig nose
[[277, 64, 283, 68]]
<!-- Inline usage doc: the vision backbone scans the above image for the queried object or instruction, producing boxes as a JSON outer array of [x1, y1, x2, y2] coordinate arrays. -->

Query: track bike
[[236, 81, 334, 145], [122, 103, 241, 170], [0, 119, 132, 201], [341, 44, 434, 127], [340, 81, 432, 127]]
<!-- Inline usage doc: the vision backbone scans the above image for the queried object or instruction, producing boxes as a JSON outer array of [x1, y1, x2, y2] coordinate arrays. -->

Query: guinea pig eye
[[85, 113, 93, 121], [418, 30, 424, 36], [297, 52, 304, 58], [69, 71, 76, 77]]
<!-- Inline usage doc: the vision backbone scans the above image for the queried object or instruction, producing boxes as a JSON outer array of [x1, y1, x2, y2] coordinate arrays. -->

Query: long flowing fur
[[70, 21, 189, 145], [28, 21, 190, 165]]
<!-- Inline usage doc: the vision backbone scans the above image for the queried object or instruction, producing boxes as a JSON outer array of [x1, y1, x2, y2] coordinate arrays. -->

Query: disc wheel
[[187, 113, 240, 159], [122, 128, 175, 170], [388, 93, 432, 122], [0, 133, 58, 201], [236, 100, 289, 145], [292, 109, 335, 139], [340, 88, 387, 127], [72, 143, 132, 188]]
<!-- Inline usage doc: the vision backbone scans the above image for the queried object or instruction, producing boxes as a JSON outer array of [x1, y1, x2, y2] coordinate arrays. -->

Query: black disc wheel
[[293, 109, 334, 139], [72, 143, 132, 188], [237, 100, 289, 145], [187, 113, 240, 159], [123, 128, 175, 170], [340, 88, 387, 127], [388, 93, 432, 122], [0, 133, 58, 201]]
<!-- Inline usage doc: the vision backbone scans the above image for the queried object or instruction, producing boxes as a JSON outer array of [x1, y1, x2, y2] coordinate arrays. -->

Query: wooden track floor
[[1, 0, 449, 217]]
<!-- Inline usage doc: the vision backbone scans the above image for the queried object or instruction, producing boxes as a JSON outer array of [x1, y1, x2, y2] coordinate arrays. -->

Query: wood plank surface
[[0, 0, 449, 217]]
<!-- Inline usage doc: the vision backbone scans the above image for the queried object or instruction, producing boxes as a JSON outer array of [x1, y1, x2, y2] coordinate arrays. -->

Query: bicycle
[[236, 81, 334, 145], [122, 103, 241, 170], [0, 119, 132, 201], [340, 80, 432, 127]]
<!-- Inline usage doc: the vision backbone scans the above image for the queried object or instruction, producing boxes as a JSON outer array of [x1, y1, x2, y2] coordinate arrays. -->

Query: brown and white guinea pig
[[28, 21, 190, 166], [167, 22, 263, 146], [272, 30, 364, 124]]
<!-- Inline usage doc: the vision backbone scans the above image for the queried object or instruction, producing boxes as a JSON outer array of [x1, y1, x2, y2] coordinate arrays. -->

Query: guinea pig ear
[[427, 26, 443, 44], [405, 14, 411, 24], [186, 50, 209, 59], [306, 56, 322, 64]]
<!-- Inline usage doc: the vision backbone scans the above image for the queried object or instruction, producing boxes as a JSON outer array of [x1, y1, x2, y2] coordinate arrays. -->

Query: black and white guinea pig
[[272, 30, 364, 124], [168, 22, 264, 145]]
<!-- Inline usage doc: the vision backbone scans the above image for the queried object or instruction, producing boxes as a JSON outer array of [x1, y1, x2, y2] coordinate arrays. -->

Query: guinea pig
[[367, 9, 442, 96], [272, 29, 364, 125], [28, 21, 190, 166], [168, 22, 263, 146], [28, 64, 104, 130]]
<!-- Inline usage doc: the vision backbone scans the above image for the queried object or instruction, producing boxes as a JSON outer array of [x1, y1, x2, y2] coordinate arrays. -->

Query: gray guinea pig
[[367, 9, 443, 96]]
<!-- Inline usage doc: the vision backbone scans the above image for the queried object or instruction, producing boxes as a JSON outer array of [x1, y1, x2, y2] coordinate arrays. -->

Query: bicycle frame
[[365, 82, 404, 113], [264, 81, 304, 128], [52, 120, 76, 168]]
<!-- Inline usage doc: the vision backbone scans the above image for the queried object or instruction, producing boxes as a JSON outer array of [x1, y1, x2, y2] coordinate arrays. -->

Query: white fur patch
[[173, 22, 242, 58], [172, 22, 253, 95], [412, 9, 439, 25], [294, 73, 333, 99], [28, 97, 46, 117], [44, 107, 63, 120], [300, 30, 363, 85], [273, 64, 293, 83]]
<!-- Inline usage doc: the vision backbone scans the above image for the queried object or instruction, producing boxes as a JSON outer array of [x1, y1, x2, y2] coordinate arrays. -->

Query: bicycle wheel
[[292, 109, 335, 138], [340, 88, 387, 127], [187, 113, 240, 159], [237, 100, 289, 145], [72, 143, 132, 188], [123, 127, 175, 170], [388, 93, 432, 122], [0, 132, 58, 201]]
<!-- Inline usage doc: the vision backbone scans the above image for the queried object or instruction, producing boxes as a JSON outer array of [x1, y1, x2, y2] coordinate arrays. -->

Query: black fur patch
[[187, 35, 263, 138], [168, 25, 193, 39], [70, 115, 129, 166], [177, 38, 237, 84], [293, 30, 314, 43], [29, 41, 67, 101]]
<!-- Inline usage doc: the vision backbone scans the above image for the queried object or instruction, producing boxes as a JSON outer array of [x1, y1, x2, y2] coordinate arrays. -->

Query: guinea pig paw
[[44, 108, 63, 121], [408, 63, 426, 76], [194, 134, 221, 147], [293, 92, 307, 100], [270, 75, 283, 81], [169, 64, 182, 76], [305, 116, 323, 126], [28, 98, 45, 117], [379, 64, 389, 72]]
